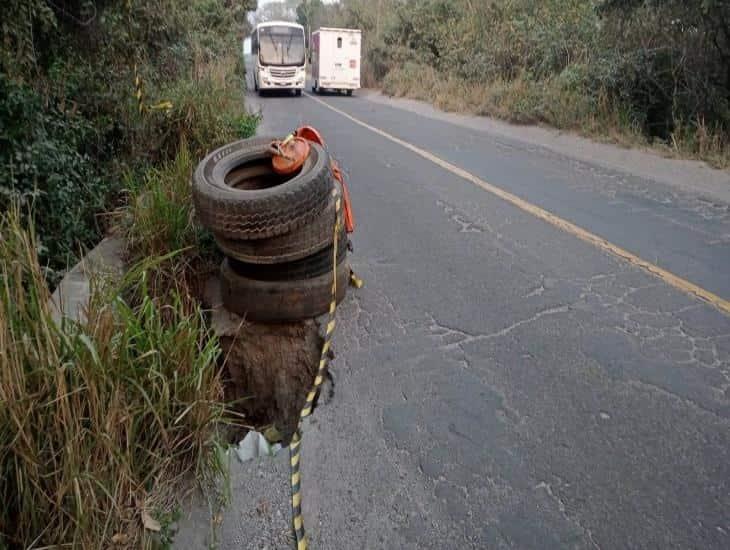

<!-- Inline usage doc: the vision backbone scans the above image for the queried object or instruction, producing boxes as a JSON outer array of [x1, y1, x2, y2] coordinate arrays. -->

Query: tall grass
[[137, 52, 260, 164], [382, 63, 729, 167], [122, 53, 259, 302], [0, 207, 227, 548], [120, 139, 220, 307]]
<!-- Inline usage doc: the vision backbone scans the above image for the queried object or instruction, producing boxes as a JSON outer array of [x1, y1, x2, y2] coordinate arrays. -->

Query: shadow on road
[[254, 89, 304, 98]]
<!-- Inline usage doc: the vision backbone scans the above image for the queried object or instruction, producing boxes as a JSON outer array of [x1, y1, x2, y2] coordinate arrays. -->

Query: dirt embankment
[[205, 278, 327, 442]]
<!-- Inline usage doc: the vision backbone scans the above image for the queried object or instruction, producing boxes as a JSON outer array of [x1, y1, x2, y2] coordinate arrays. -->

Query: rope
[[133, 64, 172, 115], [288, 188, 342, 550]]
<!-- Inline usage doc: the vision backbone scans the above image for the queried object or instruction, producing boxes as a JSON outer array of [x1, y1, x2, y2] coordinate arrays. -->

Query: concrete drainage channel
[[193, 130, 356, 548]]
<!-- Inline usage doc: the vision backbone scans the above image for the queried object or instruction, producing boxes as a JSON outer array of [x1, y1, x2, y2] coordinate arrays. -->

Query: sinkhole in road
[[206, 275, 335, 445], [221, 320, 325, 443]]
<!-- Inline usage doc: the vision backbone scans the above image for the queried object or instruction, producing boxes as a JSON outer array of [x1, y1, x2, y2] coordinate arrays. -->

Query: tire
[[227, 238, 347, 281], [295, 89, 302, 97], [214, 187, 345, 264], [220, 257, 349, 321], [193, 137, 332, 240], [346, 89, 353, 97]]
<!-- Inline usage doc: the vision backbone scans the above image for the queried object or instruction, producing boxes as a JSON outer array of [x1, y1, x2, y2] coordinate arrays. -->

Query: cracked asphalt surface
[[177, 77, 730, 549]]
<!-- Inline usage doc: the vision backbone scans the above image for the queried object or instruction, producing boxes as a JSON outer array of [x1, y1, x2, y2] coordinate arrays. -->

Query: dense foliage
[[1, 2, 259, 548], [300, 0, 729, 165], [1, 0, 257, 283]]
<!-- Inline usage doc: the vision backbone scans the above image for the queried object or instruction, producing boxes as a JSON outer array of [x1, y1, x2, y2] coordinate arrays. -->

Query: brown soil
[[204, 277, 323, 442], [223, 320, 322, 439]]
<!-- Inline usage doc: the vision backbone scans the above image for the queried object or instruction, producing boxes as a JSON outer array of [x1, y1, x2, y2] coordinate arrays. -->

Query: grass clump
[[382, 62, 728, 166], [121, 139, 220, 304], [0, 207, 227, 548], [122, 52, 259, 302], [137, 53, 260, 164], [119, 49, 259, 305]]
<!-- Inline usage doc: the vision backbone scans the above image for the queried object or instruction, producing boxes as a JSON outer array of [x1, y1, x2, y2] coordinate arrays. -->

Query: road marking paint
[[306, 93, 730, 316]]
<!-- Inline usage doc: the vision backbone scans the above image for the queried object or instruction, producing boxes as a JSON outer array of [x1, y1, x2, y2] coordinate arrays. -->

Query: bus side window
[[337, 37, 342, 48]]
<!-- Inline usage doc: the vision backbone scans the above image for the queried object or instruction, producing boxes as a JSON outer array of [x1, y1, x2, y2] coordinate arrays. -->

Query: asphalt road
[[181, 76, 730, 549]]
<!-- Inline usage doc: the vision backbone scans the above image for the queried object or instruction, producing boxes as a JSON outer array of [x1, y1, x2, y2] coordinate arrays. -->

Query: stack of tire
[[193, 136, 348, 322]]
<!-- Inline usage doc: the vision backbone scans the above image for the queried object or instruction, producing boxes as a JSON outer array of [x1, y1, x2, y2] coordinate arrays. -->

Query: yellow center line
[[306, 93, 730, 316]]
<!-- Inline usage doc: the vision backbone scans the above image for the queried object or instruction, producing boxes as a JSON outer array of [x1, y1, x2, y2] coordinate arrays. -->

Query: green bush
[[0, 75, 114, 284], [0, 0, 258, 281]]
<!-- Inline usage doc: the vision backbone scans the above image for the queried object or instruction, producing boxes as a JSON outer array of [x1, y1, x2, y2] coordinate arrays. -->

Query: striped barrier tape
[[288, 188, 341, 550], [288, 183, 364, 549], [134, 65, 172, 114]]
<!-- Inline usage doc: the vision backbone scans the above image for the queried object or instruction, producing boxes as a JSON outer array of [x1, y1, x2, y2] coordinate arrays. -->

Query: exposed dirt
[[223, 319, 322, 439], [204, 277, 325, 442]]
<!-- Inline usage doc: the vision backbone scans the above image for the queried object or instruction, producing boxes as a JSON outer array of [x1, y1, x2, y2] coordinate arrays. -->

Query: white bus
[[311, 27, 362, 95], [251, 21, 306, 95]]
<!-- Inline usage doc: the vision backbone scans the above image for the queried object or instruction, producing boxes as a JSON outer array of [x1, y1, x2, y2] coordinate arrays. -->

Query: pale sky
[[244, 0, 338, 54]]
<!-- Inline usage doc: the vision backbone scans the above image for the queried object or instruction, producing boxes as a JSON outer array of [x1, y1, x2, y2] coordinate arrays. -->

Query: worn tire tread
[[193, 137, 332, 239]]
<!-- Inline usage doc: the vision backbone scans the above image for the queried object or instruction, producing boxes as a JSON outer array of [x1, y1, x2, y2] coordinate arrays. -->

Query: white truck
[[311, 28, 362, 96]]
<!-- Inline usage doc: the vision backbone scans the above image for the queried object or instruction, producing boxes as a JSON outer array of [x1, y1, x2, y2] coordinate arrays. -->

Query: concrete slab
[[49, 237, 125, 323]]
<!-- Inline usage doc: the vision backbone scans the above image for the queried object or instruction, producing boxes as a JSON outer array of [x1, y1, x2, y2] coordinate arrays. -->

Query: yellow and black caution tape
[[134, 65, 144, 114], [133, 64, 173, 115], [288, 190, 341, 549], [349, 270, 364, 289], [289, 185, 356, 550], [289, 429, 306, 548]]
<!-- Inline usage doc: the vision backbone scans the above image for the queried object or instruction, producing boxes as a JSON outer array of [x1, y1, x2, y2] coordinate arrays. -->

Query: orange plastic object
[[271, 136, 311, 176], [331, 161, 355, 233], [294, 126, 356, 233], [295, 126, 326, 146]]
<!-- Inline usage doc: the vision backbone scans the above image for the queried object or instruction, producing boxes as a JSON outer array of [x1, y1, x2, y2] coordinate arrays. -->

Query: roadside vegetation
[[0, 208, 226, 548], [1, 1, 257, 547], [1, 0, 257, 284], [298, 0, 730, 168]]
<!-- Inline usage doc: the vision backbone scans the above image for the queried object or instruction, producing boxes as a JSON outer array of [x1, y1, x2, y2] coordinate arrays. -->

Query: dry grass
[[137, 52, 259, 164], [121, 52, 259, 304], [118, 138, 222, 311], [1, 10, 259, 549], [382, 64, 730, 169], [0, 206, 228, 548]]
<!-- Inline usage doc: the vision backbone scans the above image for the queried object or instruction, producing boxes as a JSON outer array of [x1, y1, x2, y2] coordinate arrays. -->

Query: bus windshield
[[259, 26, 305, 66]]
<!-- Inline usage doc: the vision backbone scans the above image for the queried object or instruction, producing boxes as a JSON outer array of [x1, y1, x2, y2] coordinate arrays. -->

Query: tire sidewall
[[194, 137, 329, 203]]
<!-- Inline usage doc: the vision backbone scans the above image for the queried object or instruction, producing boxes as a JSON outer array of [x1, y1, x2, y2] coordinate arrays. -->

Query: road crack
[[535, 482, 602, 549], [428, 305, 571, 352]]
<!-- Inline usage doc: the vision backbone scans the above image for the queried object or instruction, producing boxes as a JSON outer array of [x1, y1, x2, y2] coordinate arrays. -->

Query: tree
[[250, 0, 300, 25], [296, 0, 324, 34]]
